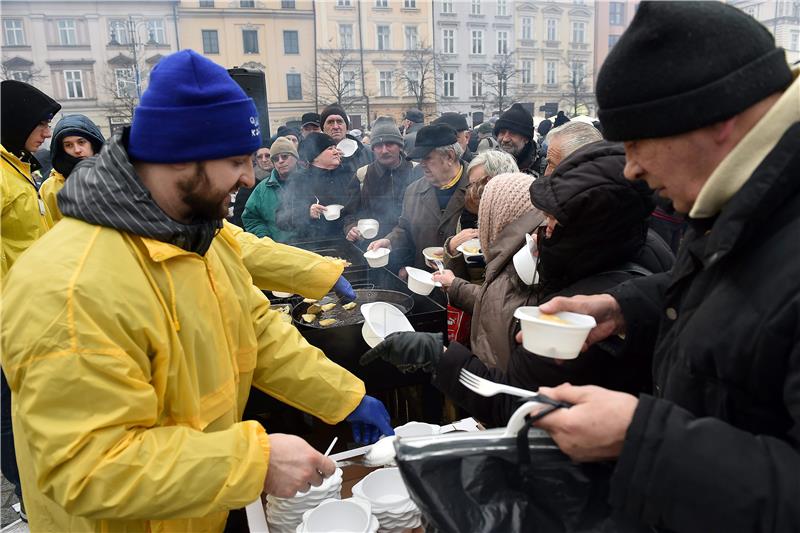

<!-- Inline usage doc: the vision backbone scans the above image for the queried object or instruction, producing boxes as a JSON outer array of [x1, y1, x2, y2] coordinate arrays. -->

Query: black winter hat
[[407, 123, 458, 160], [299, 132, 336, 163], [432, 112, 468, 132], [1, 80, 61, 155], [301, 112, 320, 127], [320, 105, 350, 130], [597, 1, 793, 141], [404, 108, 424, 123], [276, 125, 301, 140], [493, 103, 533, 140]]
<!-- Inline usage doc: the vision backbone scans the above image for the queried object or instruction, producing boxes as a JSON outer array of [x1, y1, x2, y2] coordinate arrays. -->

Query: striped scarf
[[59, 130, 221, 255]]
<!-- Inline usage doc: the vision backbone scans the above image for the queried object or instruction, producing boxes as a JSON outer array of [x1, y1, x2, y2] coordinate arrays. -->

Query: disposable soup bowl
[[513, 306, 596, 359]]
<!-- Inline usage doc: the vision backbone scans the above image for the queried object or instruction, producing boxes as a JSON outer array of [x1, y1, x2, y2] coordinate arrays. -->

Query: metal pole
[[356, 0, 370, 123]]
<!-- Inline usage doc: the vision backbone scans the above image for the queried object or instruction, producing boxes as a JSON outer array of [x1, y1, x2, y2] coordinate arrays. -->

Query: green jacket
[[242, 169, 294, 242]]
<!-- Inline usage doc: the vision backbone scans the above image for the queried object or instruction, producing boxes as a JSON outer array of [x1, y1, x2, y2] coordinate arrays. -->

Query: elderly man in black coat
[[525, 3, 800, 532]]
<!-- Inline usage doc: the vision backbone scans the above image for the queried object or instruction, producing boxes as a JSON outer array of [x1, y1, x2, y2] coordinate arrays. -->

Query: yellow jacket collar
[[1, 144, 31, 175], [139, 223, 239, 262], [691, 67, 800, 219]]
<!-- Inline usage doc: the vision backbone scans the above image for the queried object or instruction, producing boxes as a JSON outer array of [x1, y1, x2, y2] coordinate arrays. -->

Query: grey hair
[[467, 149, 519, 177], [545, 121, 603, 160], [433, 142, 464, 161]]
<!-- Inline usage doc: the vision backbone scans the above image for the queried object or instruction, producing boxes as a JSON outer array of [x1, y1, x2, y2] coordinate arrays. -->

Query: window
[[608, 34, 620, 48], [375, 0, 388, 7], [339, 24, 354, 49], [546, 60, 556, 85], [609, 2, 625, 25], [496, 30, 508, 54], [497, 0, 507, 16], [283, 30, 299, 54], [342, 70, 357, 96], [240, 0, 255, 7], [572, 21, 585, 43], [202, 30, 219, 54], [57, 19, 77, 45], [471, 30, 483, 54], [404, 26, 418, 50], [546, 19, 557, 41], [286, 73, 302, 100], [377, 25, 390, 50], [379, 71, 393, 96], [570, 60, 586, 82], [281, 0, 296, 8], [243, 29, 259, 53], [406, 70, 420, 95], [441, 0, 453, 13], [147, 19, 166, 44], [521, 17, 532, 40], [109, 19, 130, 45], [3, 19, 25, 46], [64, 70, 84, 98], [442, 28, 455, 54], [404, 0, 416, 7], [471, 0, 481, 15], [521, 60, 532, 84], [115, 68, 136, 97], [199, 0, 214, 6], [498, 79, 507, 97], [337, 0, 352, 7], [443, 72, 455, 97], [471, 72, 483, 97], [8, 71, 31, 82], [791, 30, 799, 51]]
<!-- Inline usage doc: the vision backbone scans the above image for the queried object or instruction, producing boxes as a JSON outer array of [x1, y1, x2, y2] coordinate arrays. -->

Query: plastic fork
[[458, 369, 572, 408], [432, 258, 445, 275]]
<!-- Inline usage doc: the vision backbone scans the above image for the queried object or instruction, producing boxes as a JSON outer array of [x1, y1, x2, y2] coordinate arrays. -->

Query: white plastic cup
[[302, 499, 371, 533], [363, 247, 390, 268], [271, 291, 293, 298], [405, 266, 440, 296], [394, 421, 441, 438], [323, 204, 344, 221], [354, 468, 410, 508], [513, 233, 539, 285], [513, 306, 596, 359], [357, 219, 380, 239]]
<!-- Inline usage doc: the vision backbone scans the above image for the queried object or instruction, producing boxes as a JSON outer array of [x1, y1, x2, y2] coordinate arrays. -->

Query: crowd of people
[[1, 1, 798, 532]]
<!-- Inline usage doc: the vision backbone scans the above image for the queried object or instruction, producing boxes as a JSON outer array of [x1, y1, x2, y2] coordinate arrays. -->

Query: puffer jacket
[[1, 145, 53, 280], [605, 75, 800, 533], [242, 168, 295, 242], [1, 131, 364, 533], [433, 140, 675, 425]]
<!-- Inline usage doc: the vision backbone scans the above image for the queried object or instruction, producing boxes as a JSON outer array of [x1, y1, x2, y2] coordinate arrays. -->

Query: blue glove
[[346, 395, 394, 445], [333, 275, 356, 303]]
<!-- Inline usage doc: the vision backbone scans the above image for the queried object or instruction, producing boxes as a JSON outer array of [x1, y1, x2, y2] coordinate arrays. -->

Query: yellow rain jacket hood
[[2, 133, 365, 532]]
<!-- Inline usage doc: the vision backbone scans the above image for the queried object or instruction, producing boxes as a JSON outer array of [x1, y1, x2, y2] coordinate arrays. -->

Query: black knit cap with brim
[[493, 103, 534, 140], [298, 132, 336, 163], [319, 105, 350, 130], [597, 1, 793, 142]]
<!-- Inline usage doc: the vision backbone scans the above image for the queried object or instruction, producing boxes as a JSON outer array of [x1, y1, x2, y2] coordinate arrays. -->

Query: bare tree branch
[[308, 40, 363, 108], [0, 58, 45, 84], [396, 42, 441, 112], [560, 57, 594, 116], [484, 52, 519, 115]]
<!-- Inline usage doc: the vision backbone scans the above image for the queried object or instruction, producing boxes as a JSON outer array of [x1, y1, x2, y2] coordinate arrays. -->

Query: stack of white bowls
[[295, 498, 379, 533], [352, 468, 421, 533], [266, 468, 343, 533]]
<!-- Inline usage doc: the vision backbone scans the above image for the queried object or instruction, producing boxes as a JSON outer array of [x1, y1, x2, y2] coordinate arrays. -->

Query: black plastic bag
[[394, 421, 647, 533]]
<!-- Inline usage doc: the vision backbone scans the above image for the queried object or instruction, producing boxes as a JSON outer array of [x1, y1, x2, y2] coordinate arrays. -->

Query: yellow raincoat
[[1, 218, 365, 533], [0, 144, 54, 280], [38, 169, 65, 224]]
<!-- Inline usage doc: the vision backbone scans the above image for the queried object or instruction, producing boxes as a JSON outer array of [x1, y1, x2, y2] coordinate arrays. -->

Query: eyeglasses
[[270, 153, 294, 162]]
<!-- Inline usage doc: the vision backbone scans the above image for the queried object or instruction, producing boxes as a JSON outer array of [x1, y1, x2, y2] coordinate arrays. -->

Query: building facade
[[593, 0, 637, 84], [177, 0, 317, 134], [314, 0, 435, 128], [728, 0, 800, 65], [1, 0, 180, 137]]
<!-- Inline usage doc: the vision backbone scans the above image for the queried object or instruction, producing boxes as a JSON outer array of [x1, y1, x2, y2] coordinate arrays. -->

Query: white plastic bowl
[[363, 248, 390, 268], [394, 421, 441, 438], [272, 291, 293, 298], [323, 204, 344, 221], [513, 233, 539, 286], [513, 306, 596, 359], [405, 266, 441, 296], [301, 498, 372, 533], [354, 468, 410, 508], [357, 219, 380, 239], [456, 238, 482, 258], [421, 246, 444, 268], [337, 138, 359, 158], [360, 302, 414, 348]]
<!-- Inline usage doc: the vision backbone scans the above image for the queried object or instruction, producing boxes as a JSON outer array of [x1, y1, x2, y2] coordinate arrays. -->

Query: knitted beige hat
[[270, 136, 299, 159], [478, 172, 537, 257]]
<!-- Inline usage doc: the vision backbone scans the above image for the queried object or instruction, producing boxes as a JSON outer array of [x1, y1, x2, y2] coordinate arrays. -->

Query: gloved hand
[[346, 395, 395, 445], [359, 332, 444, 373], [333, 275, 356, 303]]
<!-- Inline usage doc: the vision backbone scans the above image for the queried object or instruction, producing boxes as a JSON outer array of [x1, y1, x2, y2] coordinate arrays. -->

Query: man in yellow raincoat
[[2, 50, 393, 533]]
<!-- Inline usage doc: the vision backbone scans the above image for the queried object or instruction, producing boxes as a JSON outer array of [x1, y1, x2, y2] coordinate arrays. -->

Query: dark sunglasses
[[270, 153, 294, 162]]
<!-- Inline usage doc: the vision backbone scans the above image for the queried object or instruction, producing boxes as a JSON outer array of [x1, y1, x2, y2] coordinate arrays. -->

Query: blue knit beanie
[[129, 49, 260, 163]]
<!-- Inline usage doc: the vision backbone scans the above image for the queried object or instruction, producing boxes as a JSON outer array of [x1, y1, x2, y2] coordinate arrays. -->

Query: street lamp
[[108, 16, 158, 98]]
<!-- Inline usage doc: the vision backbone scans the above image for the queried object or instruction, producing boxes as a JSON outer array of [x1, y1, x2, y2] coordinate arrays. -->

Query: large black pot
[[291, 287, 414, 329]]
